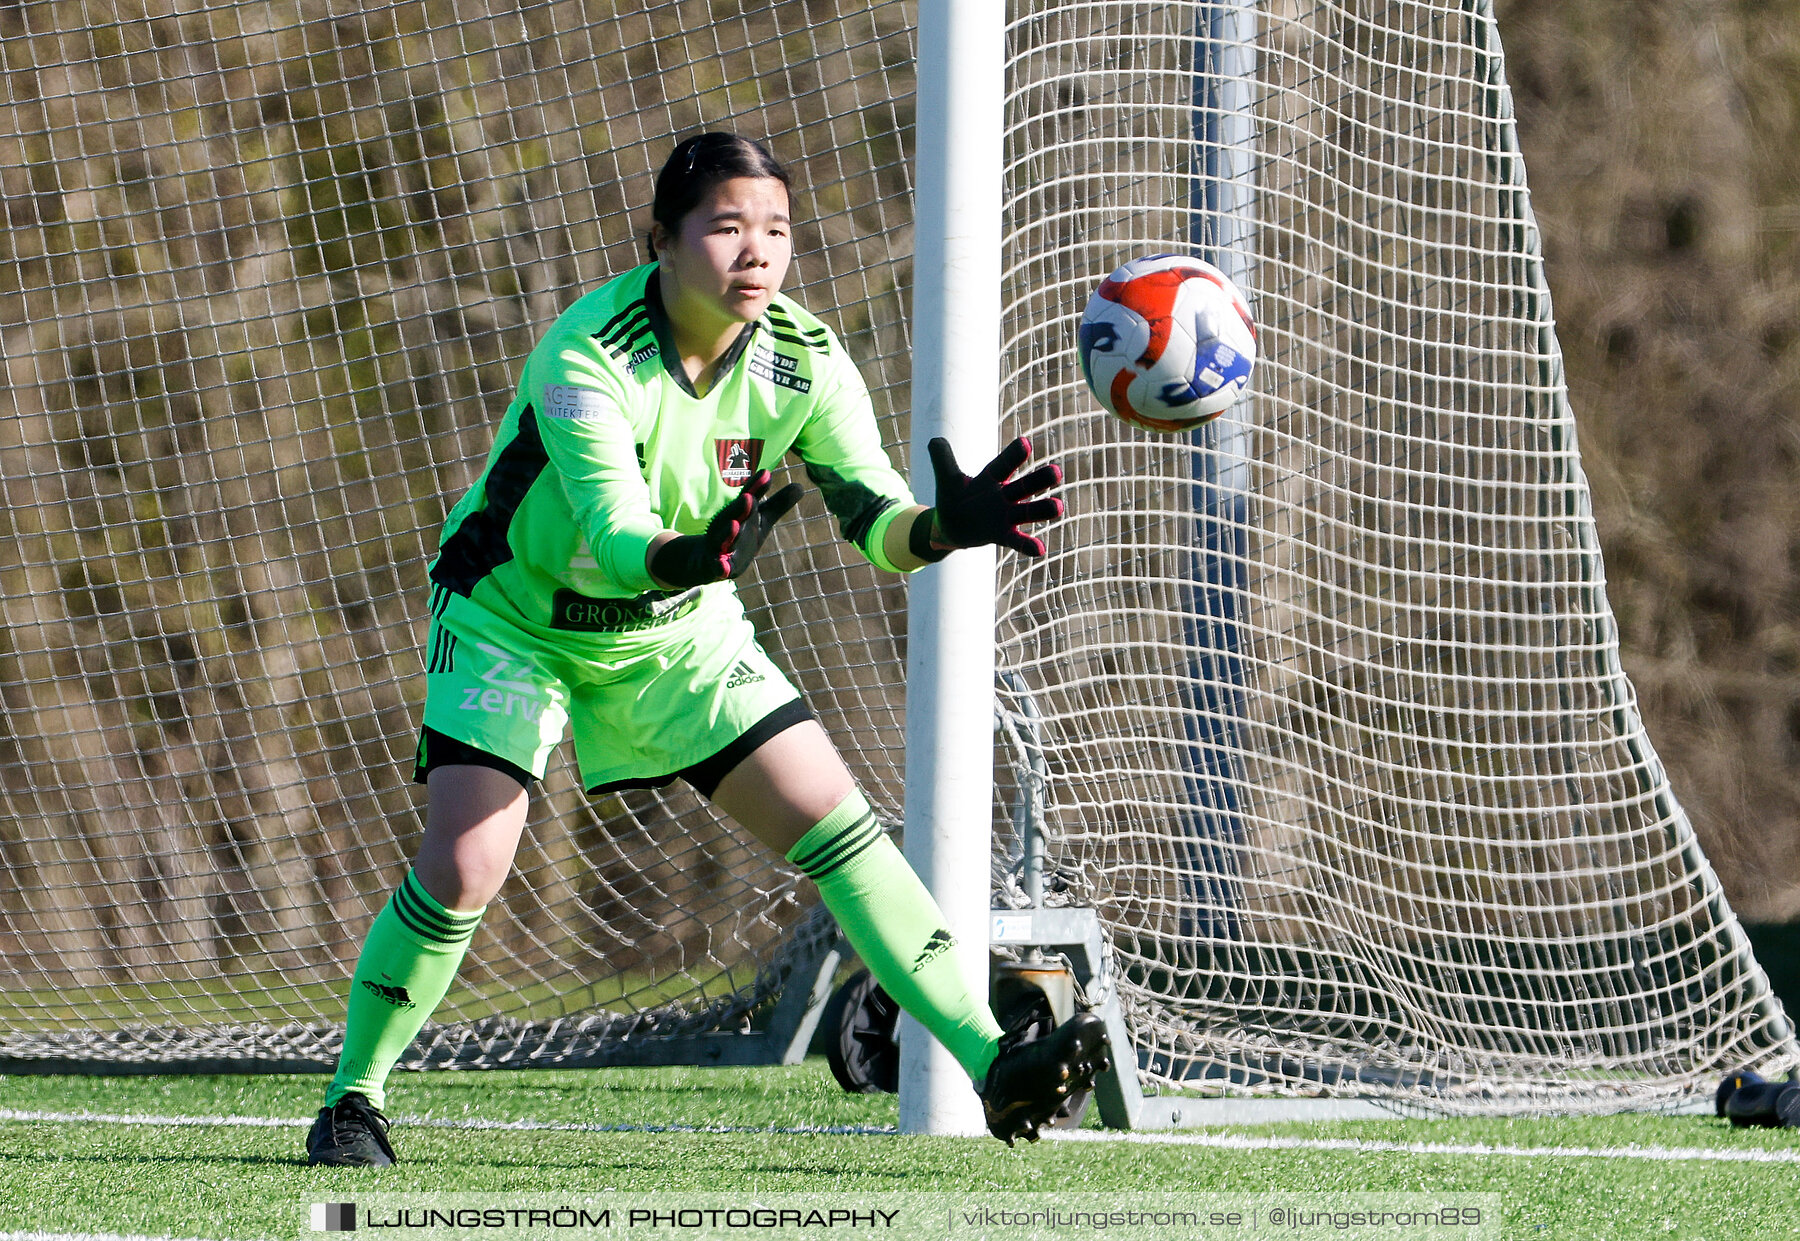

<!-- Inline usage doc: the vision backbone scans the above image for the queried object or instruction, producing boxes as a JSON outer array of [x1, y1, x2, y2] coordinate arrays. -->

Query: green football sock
[[786, 789, 1003, 1082], [324, 869, 484, 1110]]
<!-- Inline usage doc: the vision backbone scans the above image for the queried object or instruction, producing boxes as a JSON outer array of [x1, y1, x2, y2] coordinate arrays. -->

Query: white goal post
[[0, 0, 1791, 1122], [901, 0, 1005, 1137]]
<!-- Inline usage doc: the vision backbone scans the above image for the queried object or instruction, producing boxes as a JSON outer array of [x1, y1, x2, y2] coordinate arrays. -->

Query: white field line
[[0, 1233, 220, 1241], [1044, 1126, 1800, 1164], [0, 1107, 891, 1137], [3, 1105, 1798, 1165]]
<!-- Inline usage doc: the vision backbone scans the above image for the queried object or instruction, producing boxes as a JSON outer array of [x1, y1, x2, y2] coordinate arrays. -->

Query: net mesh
[[998, 0, 1793, 1111], [0, 0, 917, 1071], [0, 0, 1789, 1112]]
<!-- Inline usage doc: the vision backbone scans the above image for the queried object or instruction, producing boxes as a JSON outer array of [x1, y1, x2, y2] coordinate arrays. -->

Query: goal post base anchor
[[989, 905, 1403, 1128]]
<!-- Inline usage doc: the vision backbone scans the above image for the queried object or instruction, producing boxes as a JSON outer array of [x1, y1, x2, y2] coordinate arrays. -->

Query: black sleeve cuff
[[909, 508, 952, 564]]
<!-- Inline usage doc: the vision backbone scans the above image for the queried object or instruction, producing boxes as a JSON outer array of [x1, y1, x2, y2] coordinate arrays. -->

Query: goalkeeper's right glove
[[649, 470, 804, 589]]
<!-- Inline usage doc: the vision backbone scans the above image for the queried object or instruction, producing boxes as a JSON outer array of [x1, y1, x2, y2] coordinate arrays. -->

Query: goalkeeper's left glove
[[917, 436, 1064, 560]]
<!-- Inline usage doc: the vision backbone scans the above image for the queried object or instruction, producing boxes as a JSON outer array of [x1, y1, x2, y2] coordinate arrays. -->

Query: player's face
[[655, 176, 792, 336]]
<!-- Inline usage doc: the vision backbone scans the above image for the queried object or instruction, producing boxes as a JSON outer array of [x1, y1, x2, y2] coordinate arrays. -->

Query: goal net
[[0, 0, 1789, 1113]]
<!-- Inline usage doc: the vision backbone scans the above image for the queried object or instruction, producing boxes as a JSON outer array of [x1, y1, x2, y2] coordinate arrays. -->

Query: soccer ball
[[1077, 254, 1256, 433]]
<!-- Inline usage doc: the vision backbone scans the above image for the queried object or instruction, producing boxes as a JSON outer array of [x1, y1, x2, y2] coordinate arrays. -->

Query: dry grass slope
[[0, 0, 917, 1017], [1500, 0, 1800, 919]]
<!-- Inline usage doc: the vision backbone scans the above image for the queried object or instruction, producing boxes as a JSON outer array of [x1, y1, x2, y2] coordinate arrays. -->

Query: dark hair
[[644, 132, 793, 262]]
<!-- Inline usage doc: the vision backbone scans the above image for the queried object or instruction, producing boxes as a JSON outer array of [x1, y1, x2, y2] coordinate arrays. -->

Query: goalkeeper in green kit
[[306, 132, 1106, 1165]]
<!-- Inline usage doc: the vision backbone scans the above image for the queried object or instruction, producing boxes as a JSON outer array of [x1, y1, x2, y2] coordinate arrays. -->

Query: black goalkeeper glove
[[921, 436, 1065, 559], [649, 470, 805, 589]]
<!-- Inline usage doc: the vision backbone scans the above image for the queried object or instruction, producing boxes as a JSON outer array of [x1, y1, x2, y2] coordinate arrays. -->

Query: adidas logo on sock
[[361, 980, 416, 1009], [911, 928, 956, 973], [725, 659, 765, 689]]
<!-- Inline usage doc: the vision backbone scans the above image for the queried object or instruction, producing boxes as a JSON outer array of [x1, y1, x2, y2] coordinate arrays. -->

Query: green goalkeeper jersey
[[429, 263, 918, 633]]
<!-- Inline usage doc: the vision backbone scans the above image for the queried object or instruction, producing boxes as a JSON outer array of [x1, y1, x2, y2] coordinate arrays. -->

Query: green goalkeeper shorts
[[418, 582, 807, 794]]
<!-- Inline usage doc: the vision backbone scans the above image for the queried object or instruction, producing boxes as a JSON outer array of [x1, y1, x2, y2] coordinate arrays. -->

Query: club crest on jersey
[[715, 438, 764, 487]]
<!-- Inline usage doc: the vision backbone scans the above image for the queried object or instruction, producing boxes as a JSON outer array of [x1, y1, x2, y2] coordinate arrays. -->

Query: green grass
[[1, 1063, 1797, 1240]]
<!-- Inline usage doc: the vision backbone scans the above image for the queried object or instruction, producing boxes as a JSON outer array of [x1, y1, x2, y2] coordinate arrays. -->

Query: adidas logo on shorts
[[725, 659, 765, 689]]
